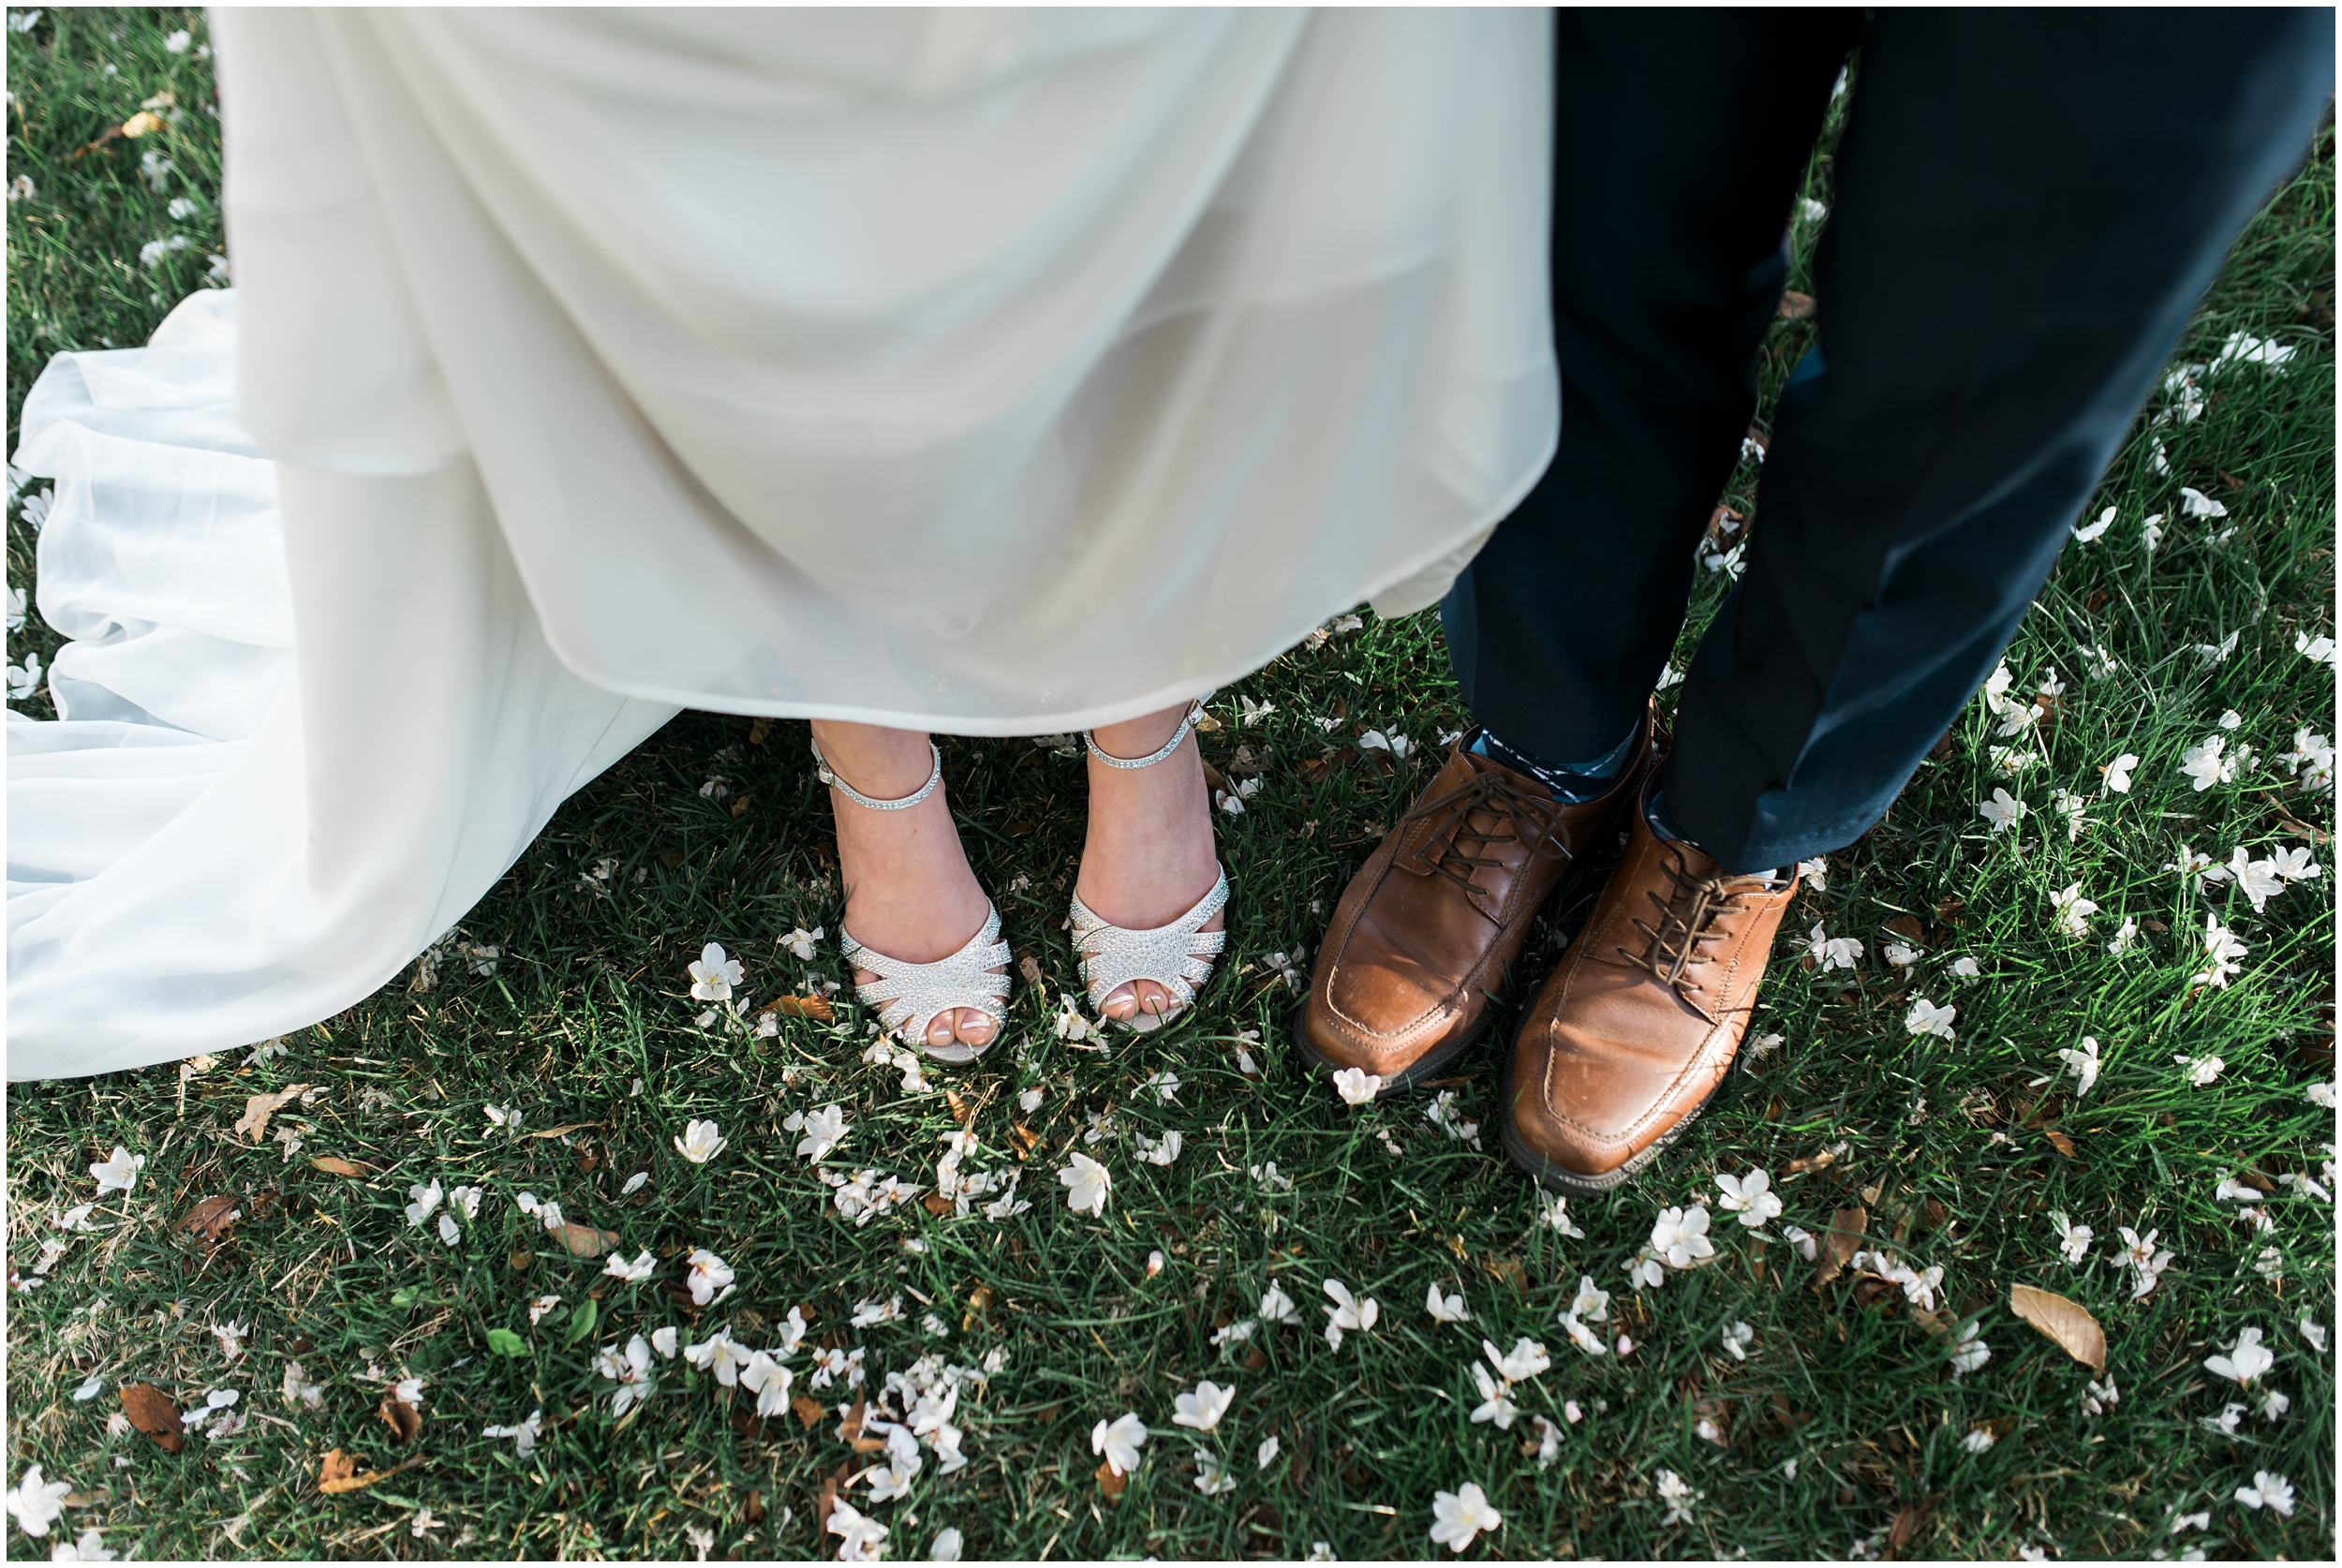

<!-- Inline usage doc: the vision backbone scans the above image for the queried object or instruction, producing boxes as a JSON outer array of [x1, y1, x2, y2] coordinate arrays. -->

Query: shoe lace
[[1400, 767, 1572, 910], [1618, 847, 1767, 1018]]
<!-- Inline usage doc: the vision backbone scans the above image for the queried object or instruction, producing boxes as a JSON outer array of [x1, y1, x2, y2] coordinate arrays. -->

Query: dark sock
[[1469, 721, 1639, 806], [1646, 787, 1783, 880]]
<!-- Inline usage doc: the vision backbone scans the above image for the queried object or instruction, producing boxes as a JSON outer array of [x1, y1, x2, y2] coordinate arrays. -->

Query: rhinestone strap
[[841, 905, 1012, 1062], [811, 736, 942, 812], [1083, 701, 1207, 771], [1068, 865, 1229, 1029]]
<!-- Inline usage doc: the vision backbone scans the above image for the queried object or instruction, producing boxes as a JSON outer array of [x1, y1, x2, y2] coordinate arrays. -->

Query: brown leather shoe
[[1501, 775, 1794, 1193], [1298, 714, 1653, 1095]]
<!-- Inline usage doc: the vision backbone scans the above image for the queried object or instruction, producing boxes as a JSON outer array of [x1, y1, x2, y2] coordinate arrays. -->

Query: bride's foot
[[1076, 704, 1226, 1025], [811, 721, 1001, 1054]]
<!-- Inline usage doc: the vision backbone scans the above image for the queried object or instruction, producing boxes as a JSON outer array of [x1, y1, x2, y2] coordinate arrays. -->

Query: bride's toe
[[954, 1008, 997, 1048], [1101, 983, 1140, 1021]]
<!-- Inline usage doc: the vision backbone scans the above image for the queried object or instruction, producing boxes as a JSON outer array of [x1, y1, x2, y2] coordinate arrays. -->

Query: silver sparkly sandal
[[814, 736, 1011, 1066], [1070, 703, 1229, 1033]]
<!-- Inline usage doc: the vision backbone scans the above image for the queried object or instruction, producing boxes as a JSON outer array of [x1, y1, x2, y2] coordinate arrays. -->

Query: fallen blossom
[[2234, 1471, 2295, 1516], [688, 942, 743, 1002], [1655, 1468, 1700, 1526], [1091, 1412, 1147, 1476], [1905, 998, 1957, 1041], [1714, 1168, 1782, 1228], [1321, 1279, 1378, 1349], [2205, 1326, 2275, 1385], [1172, 1380, 1234, 1431], [1060, 1152, 1111, 1216], [674, 1118, 726, 1164], [89, 1147, 143, 1196], [1429, 1483, 1503, 1553], [1331, 1067, 1381, 1105], [685, 1249, 735, 1308], [2056, 1036, 2101, 1098]]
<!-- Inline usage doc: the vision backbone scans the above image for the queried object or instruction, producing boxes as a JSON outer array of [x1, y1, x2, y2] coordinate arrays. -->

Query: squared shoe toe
[[1502, 775, 1793, 1191], [1300, 715, 1651, 1093]]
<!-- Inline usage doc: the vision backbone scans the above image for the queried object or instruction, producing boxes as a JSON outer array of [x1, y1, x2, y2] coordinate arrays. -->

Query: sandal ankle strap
[[1084, 700, 1207, 771], [812, 736, 943, 811]]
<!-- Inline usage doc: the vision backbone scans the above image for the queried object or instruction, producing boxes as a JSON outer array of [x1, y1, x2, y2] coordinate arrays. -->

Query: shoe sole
[[1292, 1005, 1492, 1099], [1493, 1016, 1724, 1196]]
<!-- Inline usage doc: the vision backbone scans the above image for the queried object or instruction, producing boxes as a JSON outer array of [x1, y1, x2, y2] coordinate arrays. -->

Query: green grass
[[7, 12, 2335, 1561]]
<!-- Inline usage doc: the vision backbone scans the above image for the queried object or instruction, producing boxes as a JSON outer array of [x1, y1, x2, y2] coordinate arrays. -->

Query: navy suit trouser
[[1442, 7, 2334, 873]]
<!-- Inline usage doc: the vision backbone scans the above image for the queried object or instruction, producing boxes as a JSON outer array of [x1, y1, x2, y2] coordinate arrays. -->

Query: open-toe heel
[[814, 735, 1010, 1064]]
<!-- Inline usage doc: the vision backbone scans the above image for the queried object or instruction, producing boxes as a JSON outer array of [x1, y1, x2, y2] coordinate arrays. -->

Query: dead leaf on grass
[[378, 1397, 422, 1444], [2042, 1128, 2078, 1159], [1776, 289, 1816, 320], [1815, 1206, 1867, 1288], [760, 996, 834, 1023], [814, 1461, 850, 1539], [120, 111, 167, 138], [1786, 1149, 1837, 1176], [119, 1383, 185, 1453], [234, 1085, 311, 1144], [962, 1283, 996, 1333], [175, 1195, 242, 1247], [1017, 954, 1044, 989], [524, 1123, 600, 1141], [308, 1157, 363, 1177], [316, 1448, 426, 1495], [922, 1191, 953, 1218], [1096, 1458, 1128, 1499], [792, 1394, 825, 1431], [553, 1221, 620, 1259], [2008, 1283, 2106, 1373]]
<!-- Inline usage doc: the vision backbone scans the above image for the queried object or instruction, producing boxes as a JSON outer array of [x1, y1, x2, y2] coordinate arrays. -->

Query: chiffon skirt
[[6, 7, 1557, 1079]]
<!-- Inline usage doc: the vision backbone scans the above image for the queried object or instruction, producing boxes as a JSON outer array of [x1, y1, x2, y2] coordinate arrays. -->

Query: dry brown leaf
[[763, 995, 835, 1022], [308, 1157, 363, 1176], [378, 1397, 422, 1444], [524, 1123, 599, 1141], [554, 1221, 619, 1259], [2008, 1283, 2106, 1373], [2042, 1128, 2078, 1159], [316, 1449, 426, 1496], [234, 1085, 310, 1144], [814, 1462, 849, 1540], [1816, 1206, 1867, 1288], [962, 1283, 996, 1333], [1786, 1149, 1836, 1176], [119, 1383, 184, 1453], [1096, 1458, 1128, 1499], [119, 111, 167, 138], [743, 1489, 765, 1525], [1006, 1124, 1040, 1161], [1776, 289, 1816, 320], [507, 1248, 533, 1273], [792, 1394, 825, 1431], [1890, 1501, 1933, 1552], [175, 1195, 242, 1246], [944, 1089, 973, 1128], [921, 1191, 953, 1218], [1017, 954, 1045, 989]]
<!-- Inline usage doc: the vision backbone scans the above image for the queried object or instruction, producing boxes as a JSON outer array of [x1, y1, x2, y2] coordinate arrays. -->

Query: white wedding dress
[[7, 7, 1556, 1080]]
